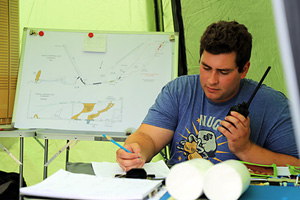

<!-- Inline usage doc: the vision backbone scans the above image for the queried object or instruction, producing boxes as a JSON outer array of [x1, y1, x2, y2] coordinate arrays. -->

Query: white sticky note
[[83, 33, 106, 52]]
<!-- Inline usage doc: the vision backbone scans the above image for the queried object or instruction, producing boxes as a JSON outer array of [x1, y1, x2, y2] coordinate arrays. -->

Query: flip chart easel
[[13, 28, 178, 178]]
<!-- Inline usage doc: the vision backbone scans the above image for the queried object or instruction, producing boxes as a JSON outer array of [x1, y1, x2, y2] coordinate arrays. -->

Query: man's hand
[[218, 111, 252, 158], [116, 143, 145, 172], [116, 124, 174, 171], [218, 111, 300, 166]]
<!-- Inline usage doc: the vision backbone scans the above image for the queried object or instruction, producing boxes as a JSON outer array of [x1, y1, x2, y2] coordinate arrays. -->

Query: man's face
[[199, 51, 249, 103]]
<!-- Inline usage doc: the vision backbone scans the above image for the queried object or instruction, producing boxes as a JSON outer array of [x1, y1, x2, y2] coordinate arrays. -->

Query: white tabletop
[[35, 129, 127, 142], [0, 129, 36, 137]]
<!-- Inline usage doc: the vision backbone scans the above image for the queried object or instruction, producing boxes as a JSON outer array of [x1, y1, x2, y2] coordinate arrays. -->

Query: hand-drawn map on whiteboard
[[14, 28, 177, 133]]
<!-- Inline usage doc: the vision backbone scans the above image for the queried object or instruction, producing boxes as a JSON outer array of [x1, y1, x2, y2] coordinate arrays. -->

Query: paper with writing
[[20, 169, 162, 199]]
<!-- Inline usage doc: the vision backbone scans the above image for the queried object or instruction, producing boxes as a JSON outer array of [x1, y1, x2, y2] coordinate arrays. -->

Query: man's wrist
[[236, 141, 254, 161]]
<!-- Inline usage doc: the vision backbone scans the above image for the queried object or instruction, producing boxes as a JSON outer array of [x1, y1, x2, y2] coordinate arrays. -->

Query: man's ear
[[241, 62, 250, 79]]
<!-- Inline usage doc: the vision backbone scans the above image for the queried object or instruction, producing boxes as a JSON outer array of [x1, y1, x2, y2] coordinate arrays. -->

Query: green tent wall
[[181, 0, 287, 94]]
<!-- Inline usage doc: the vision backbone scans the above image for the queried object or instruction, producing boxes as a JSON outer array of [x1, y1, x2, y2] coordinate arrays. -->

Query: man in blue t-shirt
[[116, 20, 300, 171]]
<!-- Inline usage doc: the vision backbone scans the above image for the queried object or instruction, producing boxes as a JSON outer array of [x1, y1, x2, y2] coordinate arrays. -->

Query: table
[[164, 185, 300, 199], [21, 179, 300, 200], [240, 185, 300, 199]]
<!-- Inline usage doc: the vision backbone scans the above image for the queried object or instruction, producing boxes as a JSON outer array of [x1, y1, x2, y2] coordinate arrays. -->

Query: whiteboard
[[13, 28, 178, 133]]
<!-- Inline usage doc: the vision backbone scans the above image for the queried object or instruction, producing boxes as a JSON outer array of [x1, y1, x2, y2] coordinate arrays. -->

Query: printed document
[[20, 169, 162, 199]]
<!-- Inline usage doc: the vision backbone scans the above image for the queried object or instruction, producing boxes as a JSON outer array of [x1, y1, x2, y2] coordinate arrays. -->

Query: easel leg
[[43, 139, 48, 180], [66, 140, 69, 170], [19, 137, 24, 200]]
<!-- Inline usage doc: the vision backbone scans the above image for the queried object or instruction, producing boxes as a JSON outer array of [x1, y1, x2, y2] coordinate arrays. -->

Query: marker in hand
[[103, 134, 132, 153]]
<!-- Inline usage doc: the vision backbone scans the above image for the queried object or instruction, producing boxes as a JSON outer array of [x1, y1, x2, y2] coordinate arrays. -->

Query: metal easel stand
[[42, 139, 78, 180]]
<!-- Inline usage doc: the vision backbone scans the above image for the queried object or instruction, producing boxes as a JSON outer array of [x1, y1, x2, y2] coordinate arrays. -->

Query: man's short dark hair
[[200, 20, 252, 72]]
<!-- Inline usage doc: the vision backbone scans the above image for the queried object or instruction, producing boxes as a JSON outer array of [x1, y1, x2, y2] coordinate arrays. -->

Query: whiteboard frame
[[12, 28, 179, 133]]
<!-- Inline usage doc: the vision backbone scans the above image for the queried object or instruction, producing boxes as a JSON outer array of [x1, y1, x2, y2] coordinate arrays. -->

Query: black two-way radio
[[227, 66, 271, 117]]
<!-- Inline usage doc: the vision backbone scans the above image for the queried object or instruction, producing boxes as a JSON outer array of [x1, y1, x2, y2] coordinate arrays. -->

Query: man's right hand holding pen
[[116, 124, 174, 172], [116, 143, 145, 171]]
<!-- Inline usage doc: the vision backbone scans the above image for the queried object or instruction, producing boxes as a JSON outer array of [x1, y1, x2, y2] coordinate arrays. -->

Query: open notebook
[[20, 169, 163, 200]]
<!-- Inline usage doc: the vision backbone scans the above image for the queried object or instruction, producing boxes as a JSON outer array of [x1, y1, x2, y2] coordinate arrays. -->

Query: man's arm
[[219, 111, 300, 166], [235, 142, 300, 166], [116, 123, 174, 171]]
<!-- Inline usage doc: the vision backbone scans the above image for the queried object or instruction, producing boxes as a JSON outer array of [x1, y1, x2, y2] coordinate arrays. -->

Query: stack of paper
[[20, 169, 163, 200]]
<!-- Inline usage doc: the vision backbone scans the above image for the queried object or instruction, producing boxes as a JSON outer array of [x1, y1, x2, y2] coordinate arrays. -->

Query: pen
[[103, 134, 132, 153], [251, 181, 295, 187]]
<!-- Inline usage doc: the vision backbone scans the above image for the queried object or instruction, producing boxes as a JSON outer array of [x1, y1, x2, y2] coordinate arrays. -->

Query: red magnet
[[39, 31, 44, 36], [88, 32, 94, 38]]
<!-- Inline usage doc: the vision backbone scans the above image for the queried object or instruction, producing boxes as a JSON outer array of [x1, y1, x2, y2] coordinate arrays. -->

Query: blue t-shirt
[[143, 75, 298, 165]]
